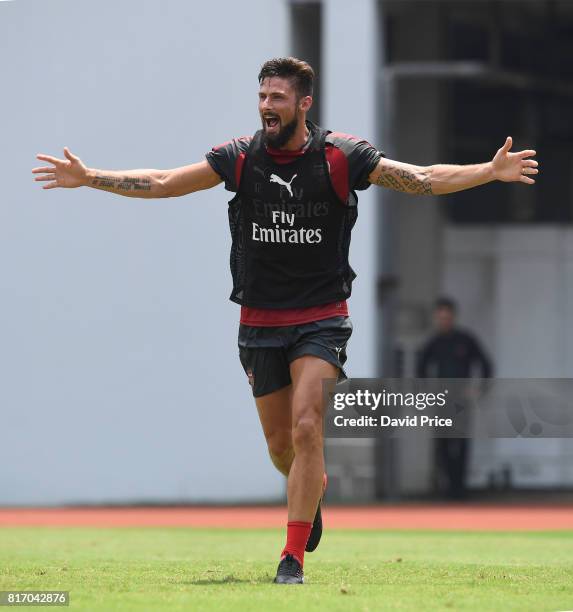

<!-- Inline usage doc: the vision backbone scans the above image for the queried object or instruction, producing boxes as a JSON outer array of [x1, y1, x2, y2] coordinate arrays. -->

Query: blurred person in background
[[33, 57, 534, 584], [417, 297, 493, 500]]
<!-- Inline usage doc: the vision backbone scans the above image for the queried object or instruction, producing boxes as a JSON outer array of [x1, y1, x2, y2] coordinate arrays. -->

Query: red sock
[[281, 521, 312, 567]]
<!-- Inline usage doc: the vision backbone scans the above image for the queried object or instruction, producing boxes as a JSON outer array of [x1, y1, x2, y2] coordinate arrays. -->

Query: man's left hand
[[492, 136, 538, 184]]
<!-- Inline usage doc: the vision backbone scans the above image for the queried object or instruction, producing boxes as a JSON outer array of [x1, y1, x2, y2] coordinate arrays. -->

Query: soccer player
[[32, 57, 538, 585]]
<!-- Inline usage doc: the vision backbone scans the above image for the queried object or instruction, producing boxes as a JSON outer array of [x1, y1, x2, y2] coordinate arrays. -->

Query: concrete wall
[[0, 0, 291, 504], [384, 2, 447, 496]]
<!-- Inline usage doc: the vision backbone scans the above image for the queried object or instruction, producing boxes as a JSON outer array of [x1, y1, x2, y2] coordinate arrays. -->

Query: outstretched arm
[[32, 148, 222, 198], [368, 136, 538, 196]]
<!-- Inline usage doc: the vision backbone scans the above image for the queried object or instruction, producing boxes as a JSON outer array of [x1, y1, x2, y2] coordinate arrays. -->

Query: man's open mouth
[[264, 115, 280, 129]]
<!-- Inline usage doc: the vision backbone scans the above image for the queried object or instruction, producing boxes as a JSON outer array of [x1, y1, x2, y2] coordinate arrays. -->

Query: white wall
[[322, 0, 380, 500], [322, 0, 379, 379], [0, 0, 289, 504], [444, 227, 573, 488]]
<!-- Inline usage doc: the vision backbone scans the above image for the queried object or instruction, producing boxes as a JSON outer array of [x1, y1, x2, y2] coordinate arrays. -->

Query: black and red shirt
[[206, 123, 383, 326]]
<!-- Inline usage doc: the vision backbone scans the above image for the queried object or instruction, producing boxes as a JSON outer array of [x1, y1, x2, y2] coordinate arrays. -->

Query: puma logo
[[269, 173, 297, 198]]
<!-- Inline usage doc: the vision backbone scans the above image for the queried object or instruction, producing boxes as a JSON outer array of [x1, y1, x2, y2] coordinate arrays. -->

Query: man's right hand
[[32, 150, 222, 198], [32, 147, 88, 189]]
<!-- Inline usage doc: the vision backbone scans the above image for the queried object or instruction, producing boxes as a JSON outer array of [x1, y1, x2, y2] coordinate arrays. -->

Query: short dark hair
[[258, 57, 314, 98], [434, 297, 457, 313]]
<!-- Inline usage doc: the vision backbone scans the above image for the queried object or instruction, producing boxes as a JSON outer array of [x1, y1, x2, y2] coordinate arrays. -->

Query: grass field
[[1, 528, 573, 611]]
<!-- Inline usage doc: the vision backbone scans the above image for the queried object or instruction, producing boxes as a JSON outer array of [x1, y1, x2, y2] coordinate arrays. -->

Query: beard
[[262, 113, 299, 149]]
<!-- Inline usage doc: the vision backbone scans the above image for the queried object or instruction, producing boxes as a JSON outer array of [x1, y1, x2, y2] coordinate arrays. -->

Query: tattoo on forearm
[[92, 175, 152, 191], [374, 166, 433, 195]]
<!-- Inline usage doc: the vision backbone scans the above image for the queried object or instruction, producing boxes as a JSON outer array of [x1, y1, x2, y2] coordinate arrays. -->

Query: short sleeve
[[326, 132, 385, 191], [205, 136, 252, 192]]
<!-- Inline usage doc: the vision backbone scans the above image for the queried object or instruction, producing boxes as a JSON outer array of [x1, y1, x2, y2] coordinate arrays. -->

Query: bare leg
[[287, 355, 337, 521], [255, 385, 294, 476]]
